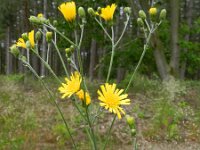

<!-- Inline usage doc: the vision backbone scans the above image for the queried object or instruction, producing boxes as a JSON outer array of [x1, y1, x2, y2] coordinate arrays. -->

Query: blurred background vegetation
[[0, 0, 199, 81]]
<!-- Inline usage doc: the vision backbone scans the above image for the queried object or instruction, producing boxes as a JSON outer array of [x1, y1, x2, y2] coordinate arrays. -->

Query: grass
[[0, 74, 200, 149]]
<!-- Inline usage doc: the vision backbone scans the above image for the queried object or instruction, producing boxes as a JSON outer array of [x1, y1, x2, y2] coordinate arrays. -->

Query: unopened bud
[[137, 18, 144, 27], [26, 41, 31, 49], [10, 44, 20, 57], [67, 58, 71, 63], [88, 8, 96, 17], [139, 10, 146, 20], [46, 32, 53, 43], [21, 33, 28, 41], [29, 16, 41, 24], [35, 31, 41, 41], [78, 7, 86, 18], [97, 7, 101, 13], [124, 7, 131, 15], [65, 48, 71, 54], [131, 129, 136, 137], [29, 15, 49, 25], [53, 20, 58, 26], [70, 45, 75, 53], [159, 9, 166, 20], [21, 56, 27, 63], [126, 115, 135, 129]]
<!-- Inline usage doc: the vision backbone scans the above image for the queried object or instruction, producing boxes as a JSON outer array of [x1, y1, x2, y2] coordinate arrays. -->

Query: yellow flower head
[[37, 13, 43, 18], [76, 89, 91, 105], [28, 30, 35, 48], [16, 38, 26, 48], [149, 7, 157, 16], [100, 4, 117, 21], [97, 83, 130, 119], [58, 71, 82, 99], [58, 1, 76, 22]]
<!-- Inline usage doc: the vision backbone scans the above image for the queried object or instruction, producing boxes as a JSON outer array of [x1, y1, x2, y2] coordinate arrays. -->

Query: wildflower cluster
[[10, 1, 165, 149]]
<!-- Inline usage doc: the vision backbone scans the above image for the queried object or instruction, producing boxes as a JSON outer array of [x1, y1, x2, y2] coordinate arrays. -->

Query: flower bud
[[124, 7, 131, 15], [137, 18, 144, 27], [149, 7, 157, 16], [46, 32, 53, 43], [53, 20, 58, 26], [97, 7, 101, 13], [78, 7, 86, 18], [131, 129, 136, 137], [35, 31, 42, 41], [70, 45, 75, 53], [126, 115, 135, 129], [67, 58, 71, 63], [21, 33, 28, 41], [29, 16, 41, 24], [88, 8, 96, 17], [20, 55, 27, 63], [65, 48, 71, 54], [29, 15, 50, 25], [26, 41, 31, 49], [10, 44, 20, 57], [139, 10, 146, 20], [159, 9, 167, 20]]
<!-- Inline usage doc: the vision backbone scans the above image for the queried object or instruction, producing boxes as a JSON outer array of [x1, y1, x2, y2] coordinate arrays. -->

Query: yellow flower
[[100, 4, 117, 21], [97, 83, 130, 119], [16, 38, 26, 48], [58, 1, 76, 22], [37, 13, 43, 18], [76, 89, 91, 105], [149, 7, 157, 16], [58, 71, 82, 99], [28, 30, 35, 48]]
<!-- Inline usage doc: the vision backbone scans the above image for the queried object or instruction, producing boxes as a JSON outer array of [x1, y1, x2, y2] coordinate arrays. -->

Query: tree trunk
[[40, 0, 47, 76], [152, 33, 170, 80], [5, 26, 12, 75], [89, 39, 97, 81], [169, 0, 180, 77], [32, 0, 39, 74], [180, 0, 193, 79]]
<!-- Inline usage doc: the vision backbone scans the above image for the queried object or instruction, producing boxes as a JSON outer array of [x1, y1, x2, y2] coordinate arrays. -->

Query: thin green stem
[[125, 30, 153, 92], [102, 115, 116, 150], [144, 19, 151, 32], [114, 15, 130, 47], [44, 23, 75, 46], [52, 39, 69, 76], [34, 51, 61, 83], [106, 26, 115, 82], [95, 18, 112, 41], [78, 25, 84, 49], [133, 137, 137, 150], [75, 25, 96, 149], [46, 43, 50, 64], [86, 107, 97, 150], [23, 61, 77, 150]]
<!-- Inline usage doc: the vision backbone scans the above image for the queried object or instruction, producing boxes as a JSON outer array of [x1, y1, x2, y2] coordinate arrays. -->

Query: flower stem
[[102, 115, 116, 150], [106, 26, 115, 82], [95, 18, 112, 41], [44, 23, 75, 46], [86, 107, 97, 150], [52, 39, 69, 76], [125, 30, 153, 92], [23, 61, 77, 150], [114, 14, 130, 47]]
